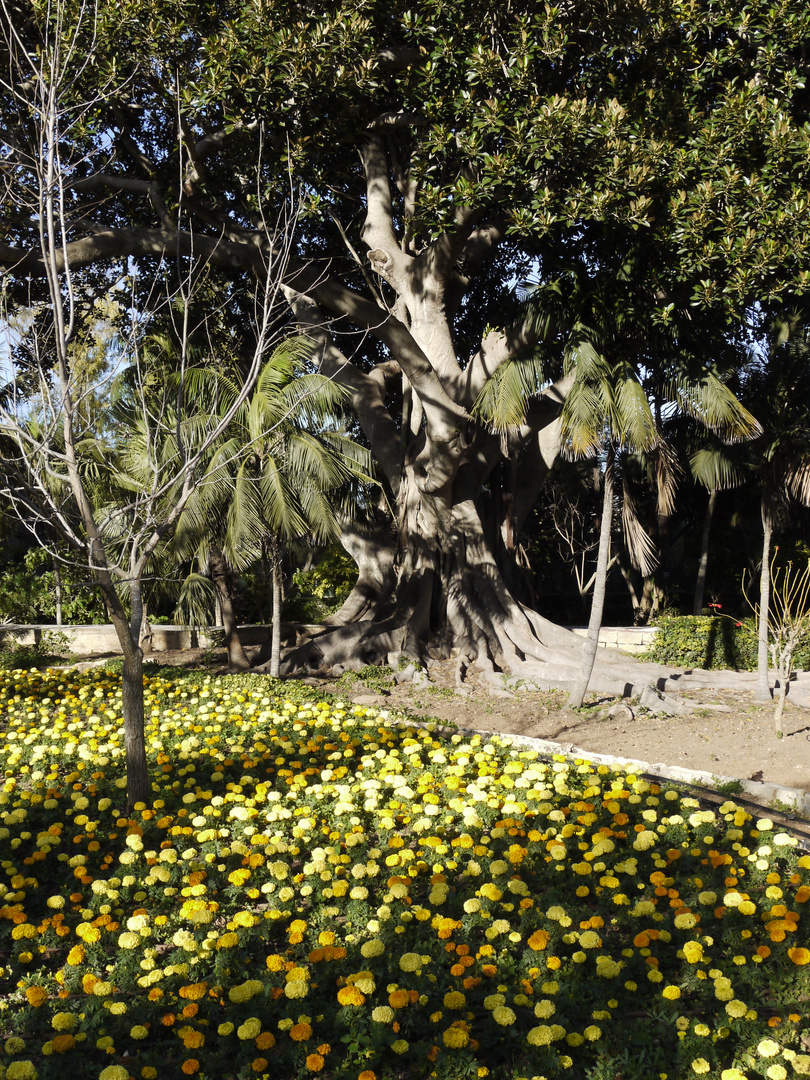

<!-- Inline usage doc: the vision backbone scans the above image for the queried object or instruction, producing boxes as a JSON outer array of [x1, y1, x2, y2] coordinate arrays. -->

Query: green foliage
[[0, 549, 105, 625], [286, 547, 357, 622], [647, 614, 810, 670]]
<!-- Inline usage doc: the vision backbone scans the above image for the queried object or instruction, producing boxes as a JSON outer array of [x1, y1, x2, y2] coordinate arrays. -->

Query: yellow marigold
[[788, 947, 810, 966], [337, 986, 365, 1006], [75, 923, 100, 944], [237, 1019, 262, 1041], [442, 1024, 469, 1049], [266, 954, 285, 972], [24, 986, 47, 1006]]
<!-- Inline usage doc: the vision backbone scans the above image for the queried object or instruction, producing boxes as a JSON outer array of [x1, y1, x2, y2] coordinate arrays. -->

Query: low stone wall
[[0, 624, 270, 655], [2, 622, 658, 656], [569, 625, 658, 655]]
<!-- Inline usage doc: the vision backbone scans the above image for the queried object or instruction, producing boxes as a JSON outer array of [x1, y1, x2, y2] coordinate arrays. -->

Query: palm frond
[[786, 460, 810, 507], [621, 478, 659, 577], [669, 373, 761, 442], [471, 354, 552, 432], [174, 572, 216, 628], [689, 446, 748, 491]]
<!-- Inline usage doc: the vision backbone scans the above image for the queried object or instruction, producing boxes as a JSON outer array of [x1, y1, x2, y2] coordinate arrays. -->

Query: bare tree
[[0, 1, 295, 807]]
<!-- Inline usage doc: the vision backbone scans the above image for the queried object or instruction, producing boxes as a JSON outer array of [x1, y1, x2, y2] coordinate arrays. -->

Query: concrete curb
[[379, 710, 810, 822]]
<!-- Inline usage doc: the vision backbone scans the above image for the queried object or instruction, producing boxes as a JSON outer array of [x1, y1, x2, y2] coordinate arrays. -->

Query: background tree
[[735, 327, 810, 699], [4, 0, 810, 690], [0, 1, 296, 805], [170, 343, 373, 675]]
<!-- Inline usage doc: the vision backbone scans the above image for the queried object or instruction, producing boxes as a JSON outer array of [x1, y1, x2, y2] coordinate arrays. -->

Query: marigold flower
[[305, 1053, 325, 1071], [337, 986, 365, 1006]]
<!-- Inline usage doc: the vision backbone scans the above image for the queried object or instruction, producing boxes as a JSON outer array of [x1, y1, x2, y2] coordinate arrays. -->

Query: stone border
[[376, 709, 810, 824]]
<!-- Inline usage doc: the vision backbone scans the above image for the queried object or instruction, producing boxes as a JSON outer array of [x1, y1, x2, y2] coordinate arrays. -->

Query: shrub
[[647, 614, 810, 671]]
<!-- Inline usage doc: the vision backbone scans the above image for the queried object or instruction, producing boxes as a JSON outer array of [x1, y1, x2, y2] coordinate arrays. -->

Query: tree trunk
[[53, 559, 62, 626], [692, 488, 718, 616], [209, 548, 251, 671], [121, 644, 150, 808], [270, 542, 282, 678], [756, 501, 773, 702], [568, 445, 615, 708], [94, 569, 151, 810]]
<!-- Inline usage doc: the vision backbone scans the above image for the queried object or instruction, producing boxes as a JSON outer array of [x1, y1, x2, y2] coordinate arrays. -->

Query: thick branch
[[70, 173, 171, 226], [0, 225, 260, 276], [360, 133, 410, 288]]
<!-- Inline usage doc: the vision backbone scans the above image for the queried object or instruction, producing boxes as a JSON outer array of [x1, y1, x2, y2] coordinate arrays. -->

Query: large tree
[[4, 0, 810, 690]]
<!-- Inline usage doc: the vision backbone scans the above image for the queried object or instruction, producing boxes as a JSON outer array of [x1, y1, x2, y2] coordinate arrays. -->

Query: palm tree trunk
[[693, 488, 718, 616], [209, 548, 251, 671], [270, 540, 282, 678], [568, 445, 614, 708], [756, 500, 773, 702]]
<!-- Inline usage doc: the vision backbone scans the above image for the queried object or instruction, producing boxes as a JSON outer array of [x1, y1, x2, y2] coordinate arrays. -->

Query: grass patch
[[0, 666, 808, 1080]]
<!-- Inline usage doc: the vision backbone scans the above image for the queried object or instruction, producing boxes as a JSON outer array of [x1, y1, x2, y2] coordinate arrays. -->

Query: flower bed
[[0, 666, 808, 1080]]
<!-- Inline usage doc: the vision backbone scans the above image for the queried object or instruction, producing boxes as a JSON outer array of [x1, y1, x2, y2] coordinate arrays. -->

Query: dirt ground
[[124, 646, 810, 800]]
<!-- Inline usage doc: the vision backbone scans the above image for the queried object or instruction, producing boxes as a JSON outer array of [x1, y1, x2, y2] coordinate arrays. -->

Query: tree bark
[[692, 488, 718, 616], [756, 500, 773, 702], [209, 548, 251, 671], [568, 446, 615, 708]]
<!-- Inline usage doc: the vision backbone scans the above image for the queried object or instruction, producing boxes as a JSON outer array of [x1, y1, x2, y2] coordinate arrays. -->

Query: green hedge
[[646, 614, 810, 670]]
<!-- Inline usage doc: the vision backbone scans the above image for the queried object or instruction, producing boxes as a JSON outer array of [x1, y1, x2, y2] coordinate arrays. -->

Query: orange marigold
[[306, 1054, 325, 1072], [255, 1032, 276, 1050], [788, 947, 810, 966], [25, 986, 48, 1006], [181, 1060, 200, 1075], [527, 930, 549, 951]]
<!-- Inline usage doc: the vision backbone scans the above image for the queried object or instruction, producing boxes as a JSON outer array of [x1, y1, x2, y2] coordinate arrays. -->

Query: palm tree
[[475, 266, 761, 707], [172, 341, 374, 674], [736, 329, 810, 700], [559, 344, 663, 707]]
